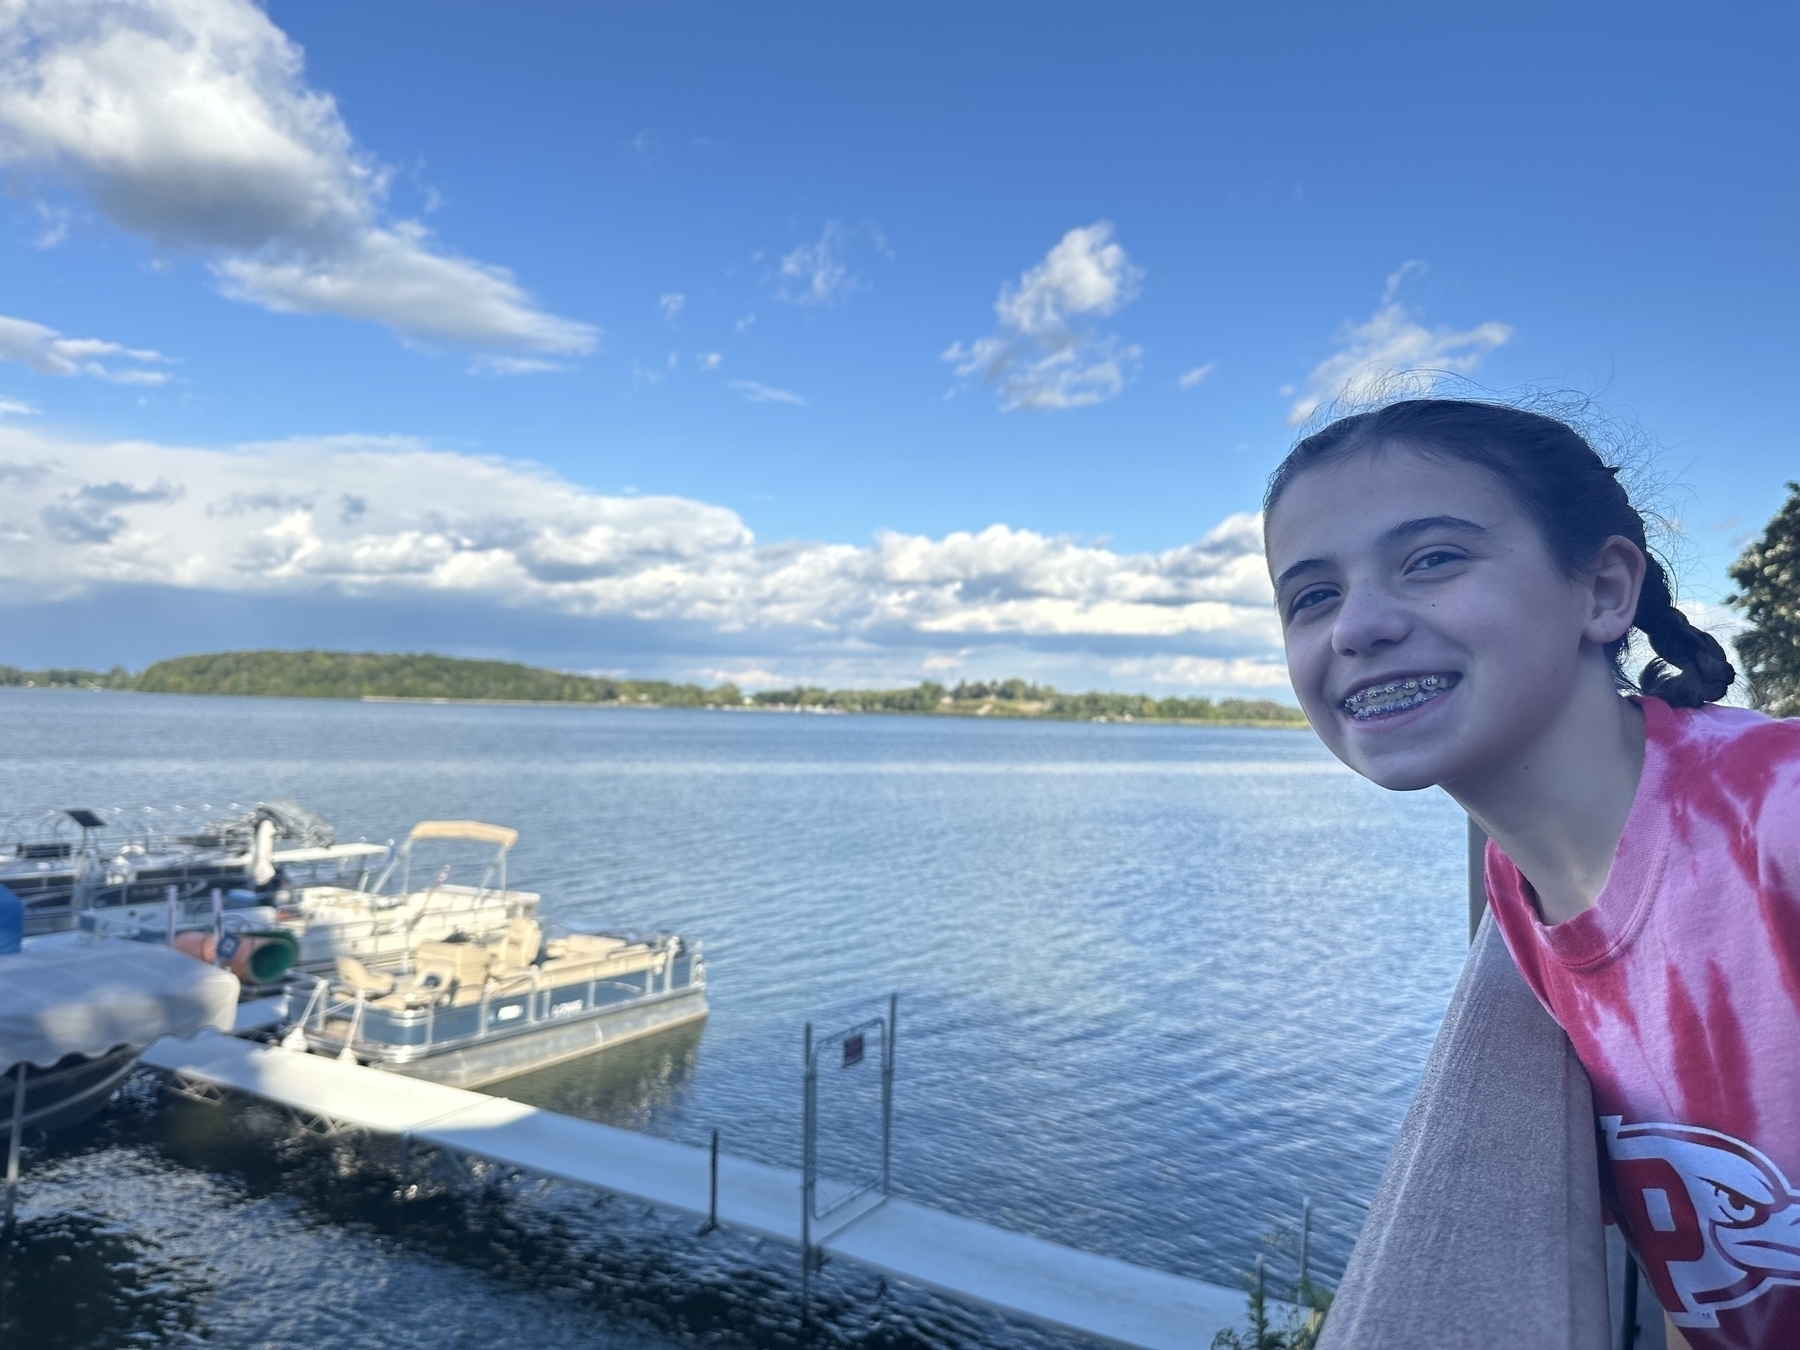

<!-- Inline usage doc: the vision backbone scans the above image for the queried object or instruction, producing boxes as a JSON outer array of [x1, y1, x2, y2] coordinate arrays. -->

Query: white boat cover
[[0, 937, 238, 1072]]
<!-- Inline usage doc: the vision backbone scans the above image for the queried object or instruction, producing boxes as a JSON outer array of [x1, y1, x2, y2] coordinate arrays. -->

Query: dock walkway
[[143, 1028, 1246, 1349]]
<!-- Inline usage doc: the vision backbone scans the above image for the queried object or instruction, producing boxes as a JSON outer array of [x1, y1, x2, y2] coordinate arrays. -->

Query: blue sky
[[1, 1, 1794, 694]]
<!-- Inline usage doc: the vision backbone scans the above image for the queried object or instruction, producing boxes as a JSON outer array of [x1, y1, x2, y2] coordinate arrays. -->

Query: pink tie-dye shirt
[[1485, 696, 1800, 1349]]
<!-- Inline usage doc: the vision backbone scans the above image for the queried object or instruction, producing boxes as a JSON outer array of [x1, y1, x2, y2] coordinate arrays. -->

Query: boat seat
[[546, 933, 630, 960], [493, 917, 541, 973], [538, 955, 611, 983], [335, 956, 395, 997], [413, 940, 491, 989], [544, 948, 656, 983]]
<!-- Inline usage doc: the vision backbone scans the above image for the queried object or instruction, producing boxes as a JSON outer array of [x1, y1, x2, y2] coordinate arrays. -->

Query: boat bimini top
[[406, 821, 518, 849], [365, 820, 520, 900]]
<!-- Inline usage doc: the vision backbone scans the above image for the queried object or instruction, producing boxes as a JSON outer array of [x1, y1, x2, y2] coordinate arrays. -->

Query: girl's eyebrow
[[1382, 514, 1488, 543], [1274, 557, 1328, 592]]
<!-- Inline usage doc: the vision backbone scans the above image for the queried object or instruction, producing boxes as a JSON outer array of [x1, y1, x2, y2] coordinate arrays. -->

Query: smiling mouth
[[1342, 673, 1460, 721]]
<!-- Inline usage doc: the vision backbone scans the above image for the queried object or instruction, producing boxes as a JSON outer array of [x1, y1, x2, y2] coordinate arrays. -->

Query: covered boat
[[0, 891, 238, 1138], [288, 915, 706, 1089]]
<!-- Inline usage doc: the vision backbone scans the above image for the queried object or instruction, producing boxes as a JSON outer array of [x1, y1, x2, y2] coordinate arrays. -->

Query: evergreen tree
[[1728, 481, 1800, 717]]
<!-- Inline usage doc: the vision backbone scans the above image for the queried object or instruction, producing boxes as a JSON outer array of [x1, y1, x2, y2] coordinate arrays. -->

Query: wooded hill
[[0, 649, 1307, 725]]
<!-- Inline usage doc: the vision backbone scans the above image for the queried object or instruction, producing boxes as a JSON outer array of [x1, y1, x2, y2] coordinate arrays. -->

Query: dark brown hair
[[1263, 399, 1735, 708]]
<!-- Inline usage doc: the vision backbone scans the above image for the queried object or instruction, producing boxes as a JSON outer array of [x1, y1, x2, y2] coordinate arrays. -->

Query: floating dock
[[143, 1025, 1247, 1349]]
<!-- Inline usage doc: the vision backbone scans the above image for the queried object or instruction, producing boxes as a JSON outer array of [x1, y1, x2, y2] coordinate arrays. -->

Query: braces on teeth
[[1343, 674, 1453, 719]]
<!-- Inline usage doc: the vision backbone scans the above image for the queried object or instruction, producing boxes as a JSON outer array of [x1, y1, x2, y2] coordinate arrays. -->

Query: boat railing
[[290, 885, 536, 955], [293, 942, 700, 1057], [80, 903, 283, 943]]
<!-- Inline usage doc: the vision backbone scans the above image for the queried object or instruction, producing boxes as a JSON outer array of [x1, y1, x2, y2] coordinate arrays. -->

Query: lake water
[[0, 688, 1471, 1349]]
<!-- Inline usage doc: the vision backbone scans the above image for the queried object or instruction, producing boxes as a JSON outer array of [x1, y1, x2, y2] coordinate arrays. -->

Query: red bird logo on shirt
[[1604, 1116, 1800, 1328]]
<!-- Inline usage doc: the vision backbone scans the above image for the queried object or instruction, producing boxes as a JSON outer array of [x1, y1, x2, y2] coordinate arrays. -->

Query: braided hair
[[1263, 399, 1736, 708]]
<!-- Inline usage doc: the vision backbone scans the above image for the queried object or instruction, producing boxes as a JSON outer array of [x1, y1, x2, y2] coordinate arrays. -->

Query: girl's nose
[[1331, 583, 1411, 657]]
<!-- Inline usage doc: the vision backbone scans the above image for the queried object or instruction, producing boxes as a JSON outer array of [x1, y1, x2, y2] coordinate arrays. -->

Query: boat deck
[[143, 1029, 1247, 1350]]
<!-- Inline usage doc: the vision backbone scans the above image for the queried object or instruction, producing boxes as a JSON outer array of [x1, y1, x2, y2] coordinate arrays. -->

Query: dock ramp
[[143, 1030, 1247, 1349]]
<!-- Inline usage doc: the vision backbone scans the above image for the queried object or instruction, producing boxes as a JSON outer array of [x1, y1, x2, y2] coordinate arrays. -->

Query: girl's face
[[1264, 444, 1618, 793]]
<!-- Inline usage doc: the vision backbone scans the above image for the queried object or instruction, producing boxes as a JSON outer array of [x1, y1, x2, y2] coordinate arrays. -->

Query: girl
[[1261, 399, 1799, 1349]]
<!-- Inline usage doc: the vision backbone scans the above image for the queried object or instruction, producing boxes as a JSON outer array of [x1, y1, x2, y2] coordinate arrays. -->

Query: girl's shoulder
[[1652, 698, 1800, 836], [1658, 696, 1800, 748]]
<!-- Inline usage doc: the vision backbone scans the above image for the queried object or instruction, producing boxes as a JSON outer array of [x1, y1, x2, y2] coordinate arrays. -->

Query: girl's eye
[[1406, 548, 1464, 574], [1289, 585, 1337, 617]]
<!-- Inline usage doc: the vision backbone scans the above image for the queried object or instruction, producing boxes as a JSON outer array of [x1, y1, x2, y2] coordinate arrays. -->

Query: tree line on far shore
[[747, 680, 1307, 724], [0, 650, 732, 708], [0, 650, 1305, 725]]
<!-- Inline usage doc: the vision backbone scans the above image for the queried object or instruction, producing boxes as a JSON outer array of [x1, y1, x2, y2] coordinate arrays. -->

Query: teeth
[[1342, 674, 1457, 719]]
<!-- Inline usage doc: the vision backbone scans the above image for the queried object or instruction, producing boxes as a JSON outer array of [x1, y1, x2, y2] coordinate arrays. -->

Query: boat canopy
[[0, 938, 238, 1073], [406, 821, 517, 849]]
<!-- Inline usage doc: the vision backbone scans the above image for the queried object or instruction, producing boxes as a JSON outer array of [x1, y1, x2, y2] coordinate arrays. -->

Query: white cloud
[[943, 223, 1144, 412], [630, 353, 678, 390], [1284, 264, 1511, 425], [697, 352, 723, 372], [1107, 655, 1292, 690], [31, 201, 71, 247], [773, 221, 858, 306], [0, 396, 39, 416], [471, 355, 566, 378], [0, 426, 1285, 691], [0, 0, 595, 360], [0, 313, 172, 384], [1178, 362, 1215, 390], [658, 293, 685, 324], [729, 379, 806, 406]]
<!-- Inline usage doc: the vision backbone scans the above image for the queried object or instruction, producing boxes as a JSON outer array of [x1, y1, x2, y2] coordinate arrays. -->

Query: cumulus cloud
[[0, 426, 1286, 690], [729, 379, 806, 406], [1284, 264, 1511, 425], [658, 293, 685, 324], [0, 0, 595, 361], [0, 313, 172, 384], [697, 352, 723, 372], [944, 223, 1144, 412]]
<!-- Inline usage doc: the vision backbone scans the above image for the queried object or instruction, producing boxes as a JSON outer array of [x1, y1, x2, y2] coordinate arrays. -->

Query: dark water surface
[[0, 689, 1470, 1348]]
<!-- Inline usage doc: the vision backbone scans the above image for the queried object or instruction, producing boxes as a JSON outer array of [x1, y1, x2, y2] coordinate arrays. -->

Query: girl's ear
[[1582, 535, 1647, 645]]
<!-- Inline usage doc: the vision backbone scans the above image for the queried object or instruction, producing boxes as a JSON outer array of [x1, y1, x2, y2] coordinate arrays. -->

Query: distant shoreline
[[354, 692, 1309, 728], [1, 683, 1309, 730], [0, 648, 1309, 730]]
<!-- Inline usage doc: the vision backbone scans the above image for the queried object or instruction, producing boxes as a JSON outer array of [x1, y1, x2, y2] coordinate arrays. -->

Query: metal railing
[[800, 992, 897, 1317], [290, 951, 699, 1059]]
